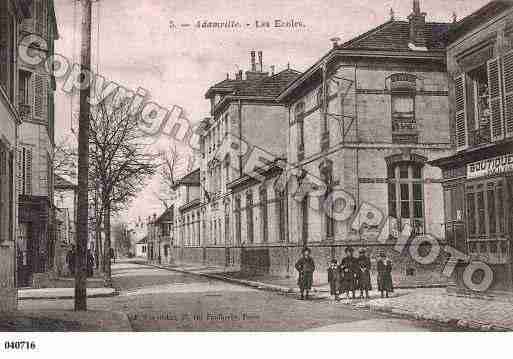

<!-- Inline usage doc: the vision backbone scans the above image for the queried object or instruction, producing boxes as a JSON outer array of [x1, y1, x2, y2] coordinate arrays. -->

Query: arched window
[[275, 186, 288, 243], [388, 162, 424, 235]]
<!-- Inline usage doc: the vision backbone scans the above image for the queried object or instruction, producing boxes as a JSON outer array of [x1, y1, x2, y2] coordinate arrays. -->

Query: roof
[[449, 1, 513, 43], [205, 69, 301, 99], [338, 20, 449, 52], [54, 174, 76, 190], [278, 17, 449, 103], [173, 168, 200, 188]]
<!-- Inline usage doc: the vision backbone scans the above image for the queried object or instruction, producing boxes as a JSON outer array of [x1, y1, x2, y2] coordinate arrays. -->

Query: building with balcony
[[0, 0, 31, 311], [431, 0, 513, 294], [276, 1, 452, 284], [16, 0, 59, 287]]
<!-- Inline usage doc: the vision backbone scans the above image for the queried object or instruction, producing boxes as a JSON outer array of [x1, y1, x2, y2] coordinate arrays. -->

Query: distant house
[[135, 237, 147, 258]]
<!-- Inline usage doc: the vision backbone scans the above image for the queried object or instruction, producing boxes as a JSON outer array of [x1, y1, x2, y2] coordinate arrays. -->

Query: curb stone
[[18, 289, 120, 301]]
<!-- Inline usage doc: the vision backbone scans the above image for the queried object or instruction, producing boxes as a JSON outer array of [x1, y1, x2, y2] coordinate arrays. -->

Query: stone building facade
[[0, 0, 30, 311], [276, 1, 453, 284], [431, 1, 513, 294], [171, 52, 300, 271]]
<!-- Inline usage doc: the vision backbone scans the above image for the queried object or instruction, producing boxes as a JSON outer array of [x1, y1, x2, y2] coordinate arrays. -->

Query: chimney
[[235, 70, 243, 80], [330, 37, 341, 49], [270, 65, 275, 76], [246, 50, 269, 80], [408, 0, 427, 50], [250, 51, 256, 72]]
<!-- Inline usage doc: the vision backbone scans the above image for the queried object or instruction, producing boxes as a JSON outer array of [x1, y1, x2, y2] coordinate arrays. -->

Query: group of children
[[327, 247, 394, 300]]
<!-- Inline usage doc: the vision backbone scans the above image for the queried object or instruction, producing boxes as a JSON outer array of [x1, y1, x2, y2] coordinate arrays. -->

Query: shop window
[[465, 178, 506, 239], [388, 162, 424, 234], [469, 242, 477, 253], [501, 241, 509, 254], [490, 241, 498, 253]]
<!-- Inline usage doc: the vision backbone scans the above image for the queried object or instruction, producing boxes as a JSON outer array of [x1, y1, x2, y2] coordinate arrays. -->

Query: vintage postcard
[[1, 0, 513, 353]]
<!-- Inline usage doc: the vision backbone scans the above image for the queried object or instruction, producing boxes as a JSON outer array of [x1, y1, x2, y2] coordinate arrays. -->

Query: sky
[[51, 0, 490, 224]]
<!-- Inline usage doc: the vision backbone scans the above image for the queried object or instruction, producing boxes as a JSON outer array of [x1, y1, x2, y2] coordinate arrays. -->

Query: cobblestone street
[[18, 261, 459, 331]]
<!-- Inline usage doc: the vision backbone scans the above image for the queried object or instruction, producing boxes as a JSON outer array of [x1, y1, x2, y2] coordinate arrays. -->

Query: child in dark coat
[[357, 248, 372, 299], [327, 259, 340, 300], [377, 251, 394, 298]]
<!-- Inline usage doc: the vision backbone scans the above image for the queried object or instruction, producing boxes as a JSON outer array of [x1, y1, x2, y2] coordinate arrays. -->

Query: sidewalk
[[18, 287, 118, 300], [148, 261, 513, 331], [0, 310, 132, 331]]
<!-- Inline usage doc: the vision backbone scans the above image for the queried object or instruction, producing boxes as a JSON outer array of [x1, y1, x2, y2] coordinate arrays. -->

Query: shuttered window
[[33, 74, 47, 120], [502, 50, 513, 138], [20, 147, 32, 196], [454, 74, 467, 150], [487, 58, 505, 142]]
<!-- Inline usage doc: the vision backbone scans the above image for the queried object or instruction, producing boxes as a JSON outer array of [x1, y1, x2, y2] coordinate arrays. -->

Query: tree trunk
[[103, 202, 112, 287]]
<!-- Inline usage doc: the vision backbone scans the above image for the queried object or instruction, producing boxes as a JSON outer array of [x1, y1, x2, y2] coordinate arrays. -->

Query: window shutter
[[487, 57, 505, 142], [33, 74, 46, 120], [17, 149, 22, 196], [26, 148, 32, 195], [502, 50, 513, 138], [454, 74, 467, 151]]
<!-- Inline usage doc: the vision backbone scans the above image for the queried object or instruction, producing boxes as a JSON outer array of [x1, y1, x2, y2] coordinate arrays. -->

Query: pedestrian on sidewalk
[[357, 248, 372, 299], [327, 259, 340, 301], [87, 249, 95, 277], [340, 247, 357, 299], [66, 245, 76, 276], [295, 247, 315, 300], [377, 251, 394, 298], [109, 247, 116, 264]]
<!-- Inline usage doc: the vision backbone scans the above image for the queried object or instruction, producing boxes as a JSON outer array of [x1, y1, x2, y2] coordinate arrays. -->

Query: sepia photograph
[[0, 0, 513, 356]]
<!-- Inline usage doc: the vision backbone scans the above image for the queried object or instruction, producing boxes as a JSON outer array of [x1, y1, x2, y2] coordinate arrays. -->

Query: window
[[320, 163, 334, 239], [466, 178, 506, 239], [295, 102, 305, 161], [444, 185, 466, 252], [388, 162, 424, 235], [391, 94, 417, 143], [225, 203, 230, 245], [235, 195, 241, 244], [301, 195, 309, 246], [275, 188, 288, 242], [259, 186, 268, 243], [466, 65, 491, 146], [19, 71, 31, 105], [18, 147, 32, 196], [246, 191, 254, 244]]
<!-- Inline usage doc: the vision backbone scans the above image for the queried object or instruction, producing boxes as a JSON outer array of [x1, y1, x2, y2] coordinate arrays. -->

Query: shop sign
[[467, 154, 513, 179]]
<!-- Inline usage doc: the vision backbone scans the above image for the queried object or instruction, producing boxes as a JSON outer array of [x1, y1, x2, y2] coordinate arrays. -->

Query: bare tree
[[89, 100, 158, 285]]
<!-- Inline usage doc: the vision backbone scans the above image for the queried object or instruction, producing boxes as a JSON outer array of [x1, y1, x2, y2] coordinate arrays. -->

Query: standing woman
[[377, 251, 393, 298], [295, 247, 315, 300]]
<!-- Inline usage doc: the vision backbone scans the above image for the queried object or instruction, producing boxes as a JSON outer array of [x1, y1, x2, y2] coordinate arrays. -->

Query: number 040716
[[4, 341, 36, 350]]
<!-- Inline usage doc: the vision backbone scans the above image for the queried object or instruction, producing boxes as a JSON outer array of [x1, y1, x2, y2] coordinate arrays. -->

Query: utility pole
[[75, 0, 93, 311]]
